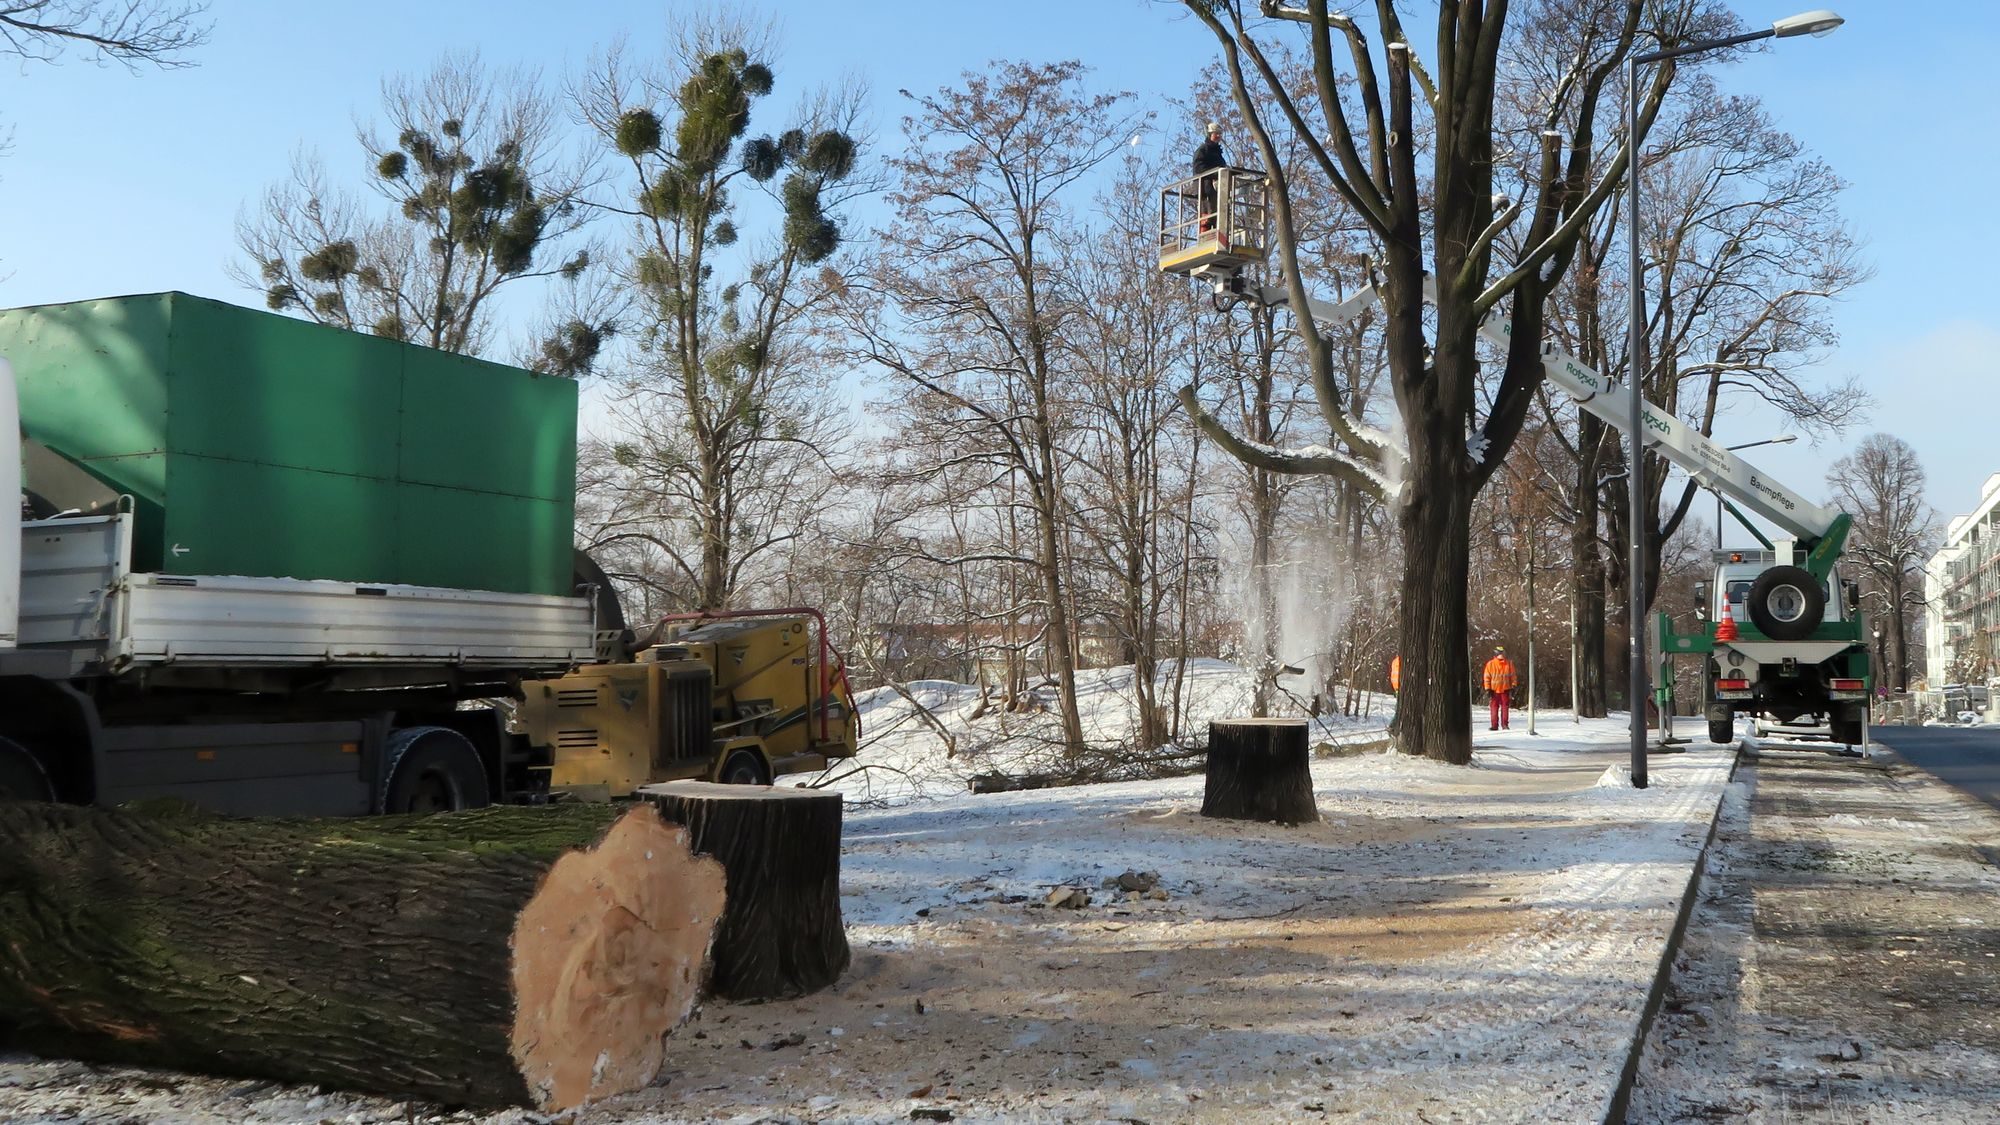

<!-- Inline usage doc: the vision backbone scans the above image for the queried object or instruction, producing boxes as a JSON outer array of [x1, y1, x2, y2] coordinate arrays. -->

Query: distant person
[[1389, 654, 1401, 694], [1193, 120, 1225, 233], [1483, 645, 1518, 731]]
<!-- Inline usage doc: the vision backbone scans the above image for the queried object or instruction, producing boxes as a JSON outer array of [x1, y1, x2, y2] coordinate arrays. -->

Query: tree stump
[[0, 802, 725, 1111], [1201, 718, 1319, 825], [637, 781, 850, 1002]]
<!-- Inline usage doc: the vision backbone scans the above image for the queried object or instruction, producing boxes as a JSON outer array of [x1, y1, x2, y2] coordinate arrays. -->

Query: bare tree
[[847, 60, 1145, 762], [1, 0, 207, 66], [1612, 81, 1866, 609], [1536, 66, 1864, 713], [1181, 52, 1387, 718], [1827, 434, 1939, 694], [1062, 150, 1202, 755], [1180, 0, 1694, 763]]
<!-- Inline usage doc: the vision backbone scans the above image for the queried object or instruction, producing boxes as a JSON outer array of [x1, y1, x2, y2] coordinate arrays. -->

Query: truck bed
[[18, 513, 594, 678]]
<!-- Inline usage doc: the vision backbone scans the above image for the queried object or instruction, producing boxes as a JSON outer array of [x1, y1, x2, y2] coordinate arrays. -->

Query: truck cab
[[1703, 543, 1869, 747]]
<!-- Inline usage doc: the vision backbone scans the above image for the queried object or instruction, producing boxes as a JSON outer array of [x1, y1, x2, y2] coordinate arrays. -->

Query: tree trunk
[[1251, 464, 1280, 718], [1572, 415, 1609, 716], [1891, 576, 1913, 693], [1201, 718, 1318, 825], [698, 451, 729, 610], [0, 802, 724, 1111], [1392, 459, 1475, 765], [637, 782, 850, 1003]]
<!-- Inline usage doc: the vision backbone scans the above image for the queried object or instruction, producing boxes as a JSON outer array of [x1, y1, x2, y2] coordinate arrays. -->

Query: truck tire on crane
[[1708, 717, 1735, 745], [1746, 565, 1825, 642], [0, 736, 56, 802], [717, 748, 772, 787], [377, 726, 492, 814]]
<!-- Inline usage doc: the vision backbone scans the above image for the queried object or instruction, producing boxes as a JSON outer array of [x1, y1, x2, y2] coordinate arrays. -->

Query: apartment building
[[1925, 472, 2000, 687]]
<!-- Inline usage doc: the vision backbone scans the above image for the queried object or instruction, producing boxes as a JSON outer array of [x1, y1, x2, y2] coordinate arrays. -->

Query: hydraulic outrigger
[[1158, 169, 1870, 749]]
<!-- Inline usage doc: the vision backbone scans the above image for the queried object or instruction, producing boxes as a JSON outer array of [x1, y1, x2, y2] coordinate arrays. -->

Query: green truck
[[0, 292, 617, 814]]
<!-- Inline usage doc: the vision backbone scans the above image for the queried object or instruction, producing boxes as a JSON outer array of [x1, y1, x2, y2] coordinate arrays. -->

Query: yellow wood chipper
[[520, 608, 859, 798]]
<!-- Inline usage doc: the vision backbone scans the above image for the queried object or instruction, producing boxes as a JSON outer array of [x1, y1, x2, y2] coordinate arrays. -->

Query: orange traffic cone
[[1714, 600, 1739, 643]]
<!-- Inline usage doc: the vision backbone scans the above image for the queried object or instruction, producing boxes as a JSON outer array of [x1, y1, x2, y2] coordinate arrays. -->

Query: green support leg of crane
[[1804, 512, 1853, 585]]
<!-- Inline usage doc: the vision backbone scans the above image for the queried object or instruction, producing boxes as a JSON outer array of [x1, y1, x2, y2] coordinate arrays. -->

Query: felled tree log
[[1201, 718, 1320, 825], [638, 781, 849, 1002], [0, 801, 725, 1111]]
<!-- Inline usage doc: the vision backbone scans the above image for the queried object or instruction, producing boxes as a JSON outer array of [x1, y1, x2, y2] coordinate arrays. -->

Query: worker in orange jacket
[[1389, 654, 1401, 694], [1482, 645, 1518, 731]]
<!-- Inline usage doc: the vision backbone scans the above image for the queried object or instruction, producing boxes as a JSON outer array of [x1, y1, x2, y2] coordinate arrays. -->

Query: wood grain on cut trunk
[[0, 802, 724, 1111], [1201, 719, 1319, 825], [638, 781, 849, 1002]]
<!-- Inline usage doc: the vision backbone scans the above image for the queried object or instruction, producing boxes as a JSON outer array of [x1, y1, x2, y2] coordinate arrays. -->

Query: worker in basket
[[1483, 645, 1518, 731], [1193, 120, 1225, 234]]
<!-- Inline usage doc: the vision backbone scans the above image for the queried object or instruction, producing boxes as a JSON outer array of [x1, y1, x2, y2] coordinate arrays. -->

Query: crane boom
[[1243, 279, 1841, 543]]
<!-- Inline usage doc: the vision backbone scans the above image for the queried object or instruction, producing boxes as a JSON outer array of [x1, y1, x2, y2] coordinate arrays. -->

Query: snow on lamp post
[[1624, 10, 1843, 788]]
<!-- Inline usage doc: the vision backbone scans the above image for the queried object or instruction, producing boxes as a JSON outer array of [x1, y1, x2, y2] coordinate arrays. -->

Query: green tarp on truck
[[0, 291, 577, 596]]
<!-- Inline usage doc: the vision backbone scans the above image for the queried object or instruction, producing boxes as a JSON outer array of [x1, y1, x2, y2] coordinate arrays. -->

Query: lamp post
[[1717, 435, 1799, 548], [1625, 9, 1843, 789], [1873, 626, 1886, 720]]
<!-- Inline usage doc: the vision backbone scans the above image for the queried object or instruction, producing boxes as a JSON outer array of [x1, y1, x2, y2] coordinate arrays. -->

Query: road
[[1869, 723, 2000, 813], [1628, 747, 2000, 1121]]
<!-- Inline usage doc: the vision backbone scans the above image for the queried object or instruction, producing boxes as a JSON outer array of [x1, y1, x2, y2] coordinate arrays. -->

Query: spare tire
[[1746, 565, 1825, 641]]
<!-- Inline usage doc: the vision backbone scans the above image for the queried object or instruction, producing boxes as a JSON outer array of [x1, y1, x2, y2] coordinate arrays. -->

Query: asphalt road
[[1868, 723, 2000, 814]]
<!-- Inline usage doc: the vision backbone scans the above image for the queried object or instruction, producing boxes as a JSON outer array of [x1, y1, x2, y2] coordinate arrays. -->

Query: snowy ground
[[816, 660, 1394, 806], [0, 671, 1733, 1124]]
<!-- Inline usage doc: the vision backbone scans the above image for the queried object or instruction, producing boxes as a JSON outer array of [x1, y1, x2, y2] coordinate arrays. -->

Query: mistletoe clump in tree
[[235, 57, 596, 363]]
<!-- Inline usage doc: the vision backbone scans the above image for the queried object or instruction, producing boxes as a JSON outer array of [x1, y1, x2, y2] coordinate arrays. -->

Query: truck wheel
[[1831, 717, 1863, 746], [1746, 565, 1825, 641], [0, 736, 55, 802], [1708, 717, 1735, 745], [718, 749, 771, 787], [378, 727, 492, 814]]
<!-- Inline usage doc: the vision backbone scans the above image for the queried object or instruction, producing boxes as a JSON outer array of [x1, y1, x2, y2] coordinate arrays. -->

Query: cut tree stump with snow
[[0, 801, 725, 1111], [1202, 718, 1320, 825], [638, 781, 850, 1002]]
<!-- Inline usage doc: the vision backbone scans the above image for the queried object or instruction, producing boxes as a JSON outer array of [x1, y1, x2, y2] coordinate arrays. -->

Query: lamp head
[[1773, 9, 1843, 38]]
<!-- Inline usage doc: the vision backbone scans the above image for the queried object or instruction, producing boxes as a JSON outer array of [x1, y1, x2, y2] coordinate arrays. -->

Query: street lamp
[[1873, 626, 1886, 718], [1625, 11, 1842, 789], [1716, 435, 1799, 548]]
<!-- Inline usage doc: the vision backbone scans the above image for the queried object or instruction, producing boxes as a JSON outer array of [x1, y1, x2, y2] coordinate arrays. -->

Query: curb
[[1601, 740, 1745, 1124]]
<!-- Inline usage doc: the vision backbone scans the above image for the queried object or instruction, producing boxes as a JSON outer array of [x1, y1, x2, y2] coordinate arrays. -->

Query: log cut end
[[509, 806, 726, 1111]]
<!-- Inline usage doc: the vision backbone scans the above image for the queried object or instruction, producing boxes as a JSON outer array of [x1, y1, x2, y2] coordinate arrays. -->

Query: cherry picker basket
[[1158, 167, 1271, 279]]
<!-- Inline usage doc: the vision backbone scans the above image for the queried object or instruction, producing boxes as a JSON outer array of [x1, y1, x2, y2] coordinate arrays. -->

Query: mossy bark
[[0, 802, 723, 1110]]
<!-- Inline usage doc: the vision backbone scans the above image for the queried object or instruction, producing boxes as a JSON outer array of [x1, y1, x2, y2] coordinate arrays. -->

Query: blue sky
[[3, 0, 1992, 528]]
